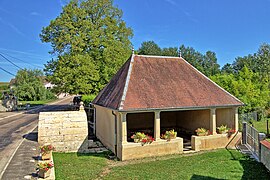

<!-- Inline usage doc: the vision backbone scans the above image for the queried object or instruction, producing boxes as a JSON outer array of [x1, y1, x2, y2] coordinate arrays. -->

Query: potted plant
[[217, 125, 229, 134], [227, 128, 236, 137], [141, 135, 154, 146], [195, 128, 209, 136], [40, 144, 54, 160], [131, 132, 146, 143], [38, 161, 54, 178], [161, 129, 177, 141]]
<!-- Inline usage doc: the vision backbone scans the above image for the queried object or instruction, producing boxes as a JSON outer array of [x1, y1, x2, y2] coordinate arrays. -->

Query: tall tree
[[14, 69, 49, 101], [221, 63, 234, 74], [40, 0, 133, 94], [179, 45, 204, 73], [138, 41, 162, 56], [202, 51, 220, 76], [162, 47, 178, 57]]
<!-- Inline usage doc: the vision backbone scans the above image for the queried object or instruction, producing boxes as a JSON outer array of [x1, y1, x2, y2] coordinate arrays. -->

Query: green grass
[[250, 119, 270, 141], [53, 152, 107, 180], [53, 149, 270, 180]]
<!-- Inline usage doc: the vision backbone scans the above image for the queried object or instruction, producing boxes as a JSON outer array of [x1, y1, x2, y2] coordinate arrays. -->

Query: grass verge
[[53, 149, 270, 180]]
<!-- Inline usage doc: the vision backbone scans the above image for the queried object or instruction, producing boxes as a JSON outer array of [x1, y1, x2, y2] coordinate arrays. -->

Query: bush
[[81, 94, 96, 105]]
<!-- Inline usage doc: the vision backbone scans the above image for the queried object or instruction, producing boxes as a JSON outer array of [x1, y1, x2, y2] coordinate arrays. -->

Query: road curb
[[0, 125, 38, 179]]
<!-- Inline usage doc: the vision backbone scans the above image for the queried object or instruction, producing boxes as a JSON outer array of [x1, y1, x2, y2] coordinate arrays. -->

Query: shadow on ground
[[226, 148, 270, 179]]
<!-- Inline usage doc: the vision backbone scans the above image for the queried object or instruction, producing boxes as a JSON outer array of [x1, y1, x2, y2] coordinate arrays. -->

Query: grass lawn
[[53, 149, 270, 180], [250, 119, 270, 141]]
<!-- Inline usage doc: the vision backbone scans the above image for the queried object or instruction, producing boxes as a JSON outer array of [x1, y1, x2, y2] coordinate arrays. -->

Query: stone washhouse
[[92, 54, 244, 160]]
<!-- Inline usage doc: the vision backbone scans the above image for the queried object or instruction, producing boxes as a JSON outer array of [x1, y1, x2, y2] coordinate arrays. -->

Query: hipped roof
[[93, 54, 244, 111]]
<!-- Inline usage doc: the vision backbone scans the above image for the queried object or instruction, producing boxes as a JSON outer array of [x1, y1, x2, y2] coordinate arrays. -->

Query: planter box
[[39, 169, 51, 179], [42, 151, 52, 160]]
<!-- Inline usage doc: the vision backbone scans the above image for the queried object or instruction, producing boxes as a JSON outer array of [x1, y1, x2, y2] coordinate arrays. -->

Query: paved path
[[0, 96, 74, 179]]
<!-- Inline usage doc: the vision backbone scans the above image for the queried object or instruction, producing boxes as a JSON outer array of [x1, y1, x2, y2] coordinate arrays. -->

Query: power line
[[0, 53, 22, 70], [1, 52, 44, 69], [0, 66, 16, 76]]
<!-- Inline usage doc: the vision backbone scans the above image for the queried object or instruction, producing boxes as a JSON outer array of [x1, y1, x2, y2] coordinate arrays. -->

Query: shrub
[[82, 94, 96, 105]]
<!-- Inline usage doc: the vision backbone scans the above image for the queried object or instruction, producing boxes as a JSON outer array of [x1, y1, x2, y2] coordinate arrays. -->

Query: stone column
[[121, 113, 127, 144], [233, 107, 239, 132], [210, 108, 217, 135], [154, 111, 161, 141]]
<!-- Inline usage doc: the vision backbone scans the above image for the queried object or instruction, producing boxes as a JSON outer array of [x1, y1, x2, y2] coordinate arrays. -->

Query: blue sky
[[1, 0, 270, 82]]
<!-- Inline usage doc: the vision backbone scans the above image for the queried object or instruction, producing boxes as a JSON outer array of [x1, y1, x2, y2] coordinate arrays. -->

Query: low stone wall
[[121, 137, 183, 161], [260, 140, 270, 171], [191, 133, 241, 151], [38, 110, 88, 152]]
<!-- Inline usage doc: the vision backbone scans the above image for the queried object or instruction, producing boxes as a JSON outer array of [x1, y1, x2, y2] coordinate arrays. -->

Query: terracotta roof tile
[[93, 55, 244, 111]]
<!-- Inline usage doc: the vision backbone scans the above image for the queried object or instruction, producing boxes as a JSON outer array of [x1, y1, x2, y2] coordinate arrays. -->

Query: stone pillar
[[210, 108, 217, 135], [233, 107, 239, 132], [154, 111, 161, 141], [121, 113, 127, 144]]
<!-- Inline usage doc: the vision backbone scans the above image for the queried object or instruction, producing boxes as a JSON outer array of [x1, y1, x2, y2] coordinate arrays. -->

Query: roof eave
[[118, 104, 244, 113]]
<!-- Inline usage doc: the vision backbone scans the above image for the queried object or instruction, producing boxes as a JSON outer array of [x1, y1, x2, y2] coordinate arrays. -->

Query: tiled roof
[[92, 54, 244, 111]]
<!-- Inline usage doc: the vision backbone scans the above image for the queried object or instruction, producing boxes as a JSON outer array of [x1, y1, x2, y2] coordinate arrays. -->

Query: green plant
[[40, 144, 55, 155], [195, 127, 209, 136], [81, 94, 96, 105], [38, 161, 54, 171], [161, 129, 177, 141], [217, 125, 229, 134], [131, 132, 154, 145]]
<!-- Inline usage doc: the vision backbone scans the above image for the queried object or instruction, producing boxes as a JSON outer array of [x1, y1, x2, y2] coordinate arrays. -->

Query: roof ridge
[[136, 54, 181, 59], [180, 57, 244, 105], [118, 53, 135, 110]]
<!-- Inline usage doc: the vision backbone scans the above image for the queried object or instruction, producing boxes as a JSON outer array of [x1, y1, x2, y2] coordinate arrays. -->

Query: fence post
[[242, 121, 247, 144], [258, 133, 266, 162]]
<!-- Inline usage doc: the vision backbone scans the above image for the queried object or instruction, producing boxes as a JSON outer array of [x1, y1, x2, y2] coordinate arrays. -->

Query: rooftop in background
[[93, 54, 244, 111]]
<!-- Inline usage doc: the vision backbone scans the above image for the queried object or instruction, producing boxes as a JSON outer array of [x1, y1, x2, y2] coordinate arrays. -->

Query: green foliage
[[0, 82, 9, 91], [138, 41, 162, 55], [41, 0, 133, 95], [211, 66, 270, 113], [81, 94, 96, 105], [14, 69, 55, 101]]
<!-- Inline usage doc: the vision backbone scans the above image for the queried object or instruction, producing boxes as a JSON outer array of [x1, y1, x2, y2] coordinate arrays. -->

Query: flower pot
[[41, 151, 52, 160], [134, 139, 140, 143], [197, 133, 207, 136], [218, 130, 228, 134], [39, 169, 51, 179]]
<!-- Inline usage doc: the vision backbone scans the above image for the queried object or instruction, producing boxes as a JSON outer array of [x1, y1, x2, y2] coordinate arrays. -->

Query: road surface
[[0, 96, 73, 176]]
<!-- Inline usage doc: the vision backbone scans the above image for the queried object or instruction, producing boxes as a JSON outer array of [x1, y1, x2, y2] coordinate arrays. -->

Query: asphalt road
[[0, 96, 74, 176]]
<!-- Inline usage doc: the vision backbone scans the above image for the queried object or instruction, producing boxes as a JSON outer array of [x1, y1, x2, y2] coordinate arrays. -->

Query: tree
[[138, 41, 162, 56], [202, 51, 220, 76], [40, 0, 133, 94], [221, 63, 234, 74], [162, 47, 178, 56], [179, 45, 204, 73], [14, 69, 51, 101]]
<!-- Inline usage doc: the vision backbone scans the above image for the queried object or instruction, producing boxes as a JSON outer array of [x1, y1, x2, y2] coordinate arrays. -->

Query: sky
[[1, 0, 270, 82]]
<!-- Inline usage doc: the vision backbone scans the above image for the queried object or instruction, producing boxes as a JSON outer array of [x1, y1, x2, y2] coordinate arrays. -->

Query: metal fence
[[242, 121, 266, 161], [239, 112, 258, 122]]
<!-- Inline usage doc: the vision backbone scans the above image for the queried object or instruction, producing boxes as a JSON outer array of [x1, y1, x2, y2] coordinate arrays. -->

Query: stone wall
[[121, 137, 183, 160], [260, 140, 270, 171], [191, 133, 241, 151], [38, 109, 88, 152]]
